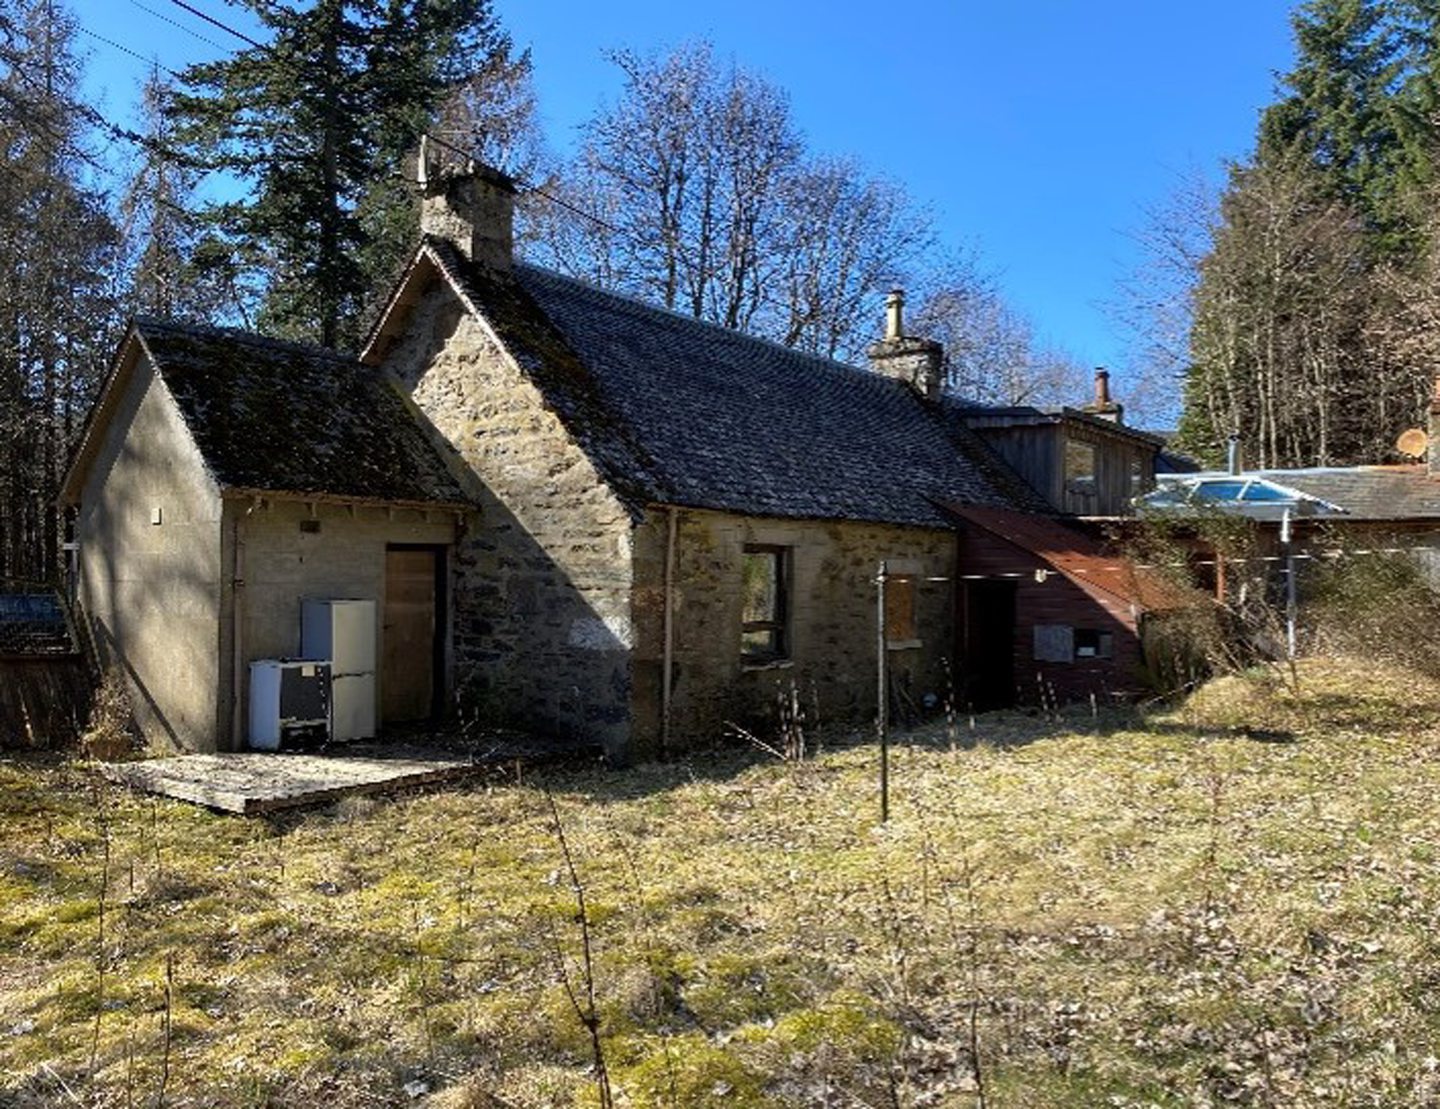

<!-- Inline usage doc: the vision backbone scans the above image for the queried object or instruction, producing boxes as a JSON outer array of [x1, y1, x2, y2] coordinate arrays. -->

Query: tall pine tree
[[0, 0, 118, 580], [171, 0, 504, 349]]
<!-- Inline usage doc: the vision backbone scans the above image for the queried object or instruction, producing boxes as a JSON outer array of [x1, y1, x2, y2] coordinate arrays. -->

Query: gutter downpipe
[[661, 506, 678, 756], [229, 497, 261, 750]]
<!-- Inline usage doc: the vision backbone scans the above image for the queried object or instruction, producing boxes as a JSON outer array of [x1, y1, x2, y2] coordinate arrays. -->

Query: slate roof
[[421, 240, 1037, 528], [1155, 449, 1203, 474], [134, 318, 468, 505], [1196, 465, 1440, 522]]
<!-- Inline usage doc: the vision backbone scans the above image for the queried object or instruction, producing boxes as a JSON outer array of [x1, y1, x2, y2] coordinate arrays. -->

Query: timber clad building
[[62, 165, 1180, 760]]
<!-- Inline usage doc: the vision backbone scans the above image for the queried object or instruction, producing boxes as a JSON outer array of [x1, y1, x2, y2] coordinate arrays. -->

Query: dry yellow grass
[[5, 654, 1440, 1106]]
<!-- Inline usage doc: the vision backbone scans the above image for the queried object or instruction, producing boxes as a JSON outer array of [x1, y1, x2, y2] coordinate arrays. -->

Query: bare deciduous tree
[[1182, 158, 1372, 468], [912, 262, 1088, 407], [532, 41, 935, 362]]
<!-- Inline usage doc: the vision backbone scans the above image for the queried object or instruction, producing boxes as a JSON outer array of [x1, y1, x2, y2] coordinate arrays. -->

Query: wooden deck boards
[[101, 751, 484, 815]]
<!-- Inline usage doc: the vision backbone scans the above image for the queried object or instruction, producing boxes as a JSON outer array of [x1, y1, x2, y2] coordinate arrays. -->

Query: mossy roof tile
[[135, 317, 468, 505], [430, 243, 1036, 528]]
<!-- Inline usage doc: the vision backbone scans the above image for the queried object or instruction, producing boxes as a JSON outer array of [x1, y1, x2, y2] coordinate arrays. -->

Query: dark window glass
[[741, 546, 788, 660]]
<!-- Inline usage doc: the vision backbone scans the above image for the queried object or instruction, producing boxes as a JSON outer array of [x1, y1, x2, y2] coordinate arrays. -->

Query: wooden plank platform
[[102, 751, 484, 815]]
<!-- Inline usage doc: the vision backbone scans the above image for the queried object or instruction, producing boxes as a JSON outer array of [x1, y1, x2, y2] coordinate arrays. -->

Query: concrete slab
[[102, 751, 484, 815]]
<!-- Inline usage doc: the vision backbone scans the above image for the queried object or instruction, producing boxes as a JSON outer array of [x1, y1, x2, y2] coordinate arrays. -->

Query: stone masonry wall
[[631, 508, 957, 754], [382, 285, 635, 757]]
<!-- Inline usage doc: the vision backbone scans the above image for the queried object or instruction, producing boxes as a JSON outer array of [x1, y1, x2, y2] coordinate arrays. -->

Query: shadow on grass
[[253, 699, 1310, 824]]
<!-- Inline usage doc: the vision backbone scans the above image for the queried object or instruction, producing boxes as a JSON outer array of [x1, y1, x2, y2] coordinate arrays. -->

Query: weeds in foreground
[[544, 791, 612, 1109], [6, 656, 1440, 1105], [81, 666, 133, 761]]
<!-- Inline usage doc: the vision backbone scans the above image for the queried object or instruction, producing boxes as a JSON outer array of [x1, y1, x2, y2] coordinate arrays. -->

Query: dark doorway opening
[[382, 545, 447, 724], [961, 580, 1017, 711]]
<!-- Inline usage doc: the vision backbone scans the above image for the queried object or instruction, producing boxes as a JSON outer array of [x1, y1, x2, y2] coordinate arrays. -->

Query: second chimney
[[419, 160, 516, 272], [1085, 367, 1124, 423], [867, 289, 942, 401]]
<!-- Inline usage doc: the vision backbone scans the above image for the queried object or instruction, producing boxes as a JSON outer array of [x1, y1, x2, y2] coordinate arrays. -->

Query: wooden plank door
[[382, 548, 437, 724]]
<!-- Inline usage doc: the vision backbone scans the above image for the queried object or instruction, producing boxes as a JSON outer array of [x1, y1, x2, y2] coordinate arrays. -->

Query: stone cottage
[[63, 164, 1179, 760], [60, 322, 469, 752]]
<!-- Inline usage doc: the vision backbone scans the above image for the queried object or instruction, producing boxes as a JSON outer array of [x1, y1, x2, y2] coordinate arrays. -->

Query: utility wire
[[83, 0, 812, 338], [161, 0, 263, 49], [76, 26, 184, 80], [150, 0, 627, 242], [108, 0, 622, 246], [126, 0, 227, 51]]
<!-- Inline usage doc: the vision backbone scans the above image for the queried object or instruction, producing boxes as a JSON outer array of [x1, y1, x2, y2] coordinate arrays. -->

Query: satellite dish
[[1397, 427, 1429, 459]]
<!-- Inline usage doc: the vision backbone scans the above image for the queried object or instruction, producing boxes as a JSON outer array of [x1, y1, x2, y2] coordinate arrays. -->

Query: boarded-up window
[[885, 574, 917, 643], [1033, 624, 1074, 663], [741, 545, 788, 661]]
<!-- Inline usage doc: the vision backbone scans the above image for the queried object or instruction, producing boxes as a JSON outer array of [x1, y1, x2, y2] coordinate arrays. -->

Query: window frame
[[740, 544, 790, 664], [1033, 624, 1113, 663], [1073, 627, 1114, 661], [1064, 437, 1098, 496]]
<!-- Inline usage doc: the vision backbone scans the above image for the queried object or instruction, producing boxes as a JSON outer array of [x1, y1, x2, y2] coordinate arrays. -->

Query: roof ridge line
[[133, 315, 357, 364], [511, 260, 919, 397]]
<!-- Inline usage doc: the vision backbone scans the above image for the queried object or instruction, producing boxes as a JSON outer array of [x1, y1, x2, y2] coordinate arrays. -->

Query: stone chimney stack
[[1084, 367, 1124, 423], [1429, 376, 1440, 478], [867, 289, 942, 402], [419, 151, 516, 272]]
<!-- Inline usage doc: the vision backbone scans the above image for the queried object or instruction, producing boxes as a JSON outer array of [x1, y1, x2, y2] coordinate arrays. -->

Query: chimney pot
[[1094, 368, 1111, 407], [1081, 365, 1123, 423], [868, 289, 941, 402], [884, 289, 905, 341], [1227, 434, 1242, 476]]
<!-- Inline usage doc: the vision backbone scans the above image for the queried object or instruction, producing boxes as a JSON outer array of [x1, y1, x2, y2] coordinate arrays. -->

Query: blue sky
[[76, 0, 1300, 412]]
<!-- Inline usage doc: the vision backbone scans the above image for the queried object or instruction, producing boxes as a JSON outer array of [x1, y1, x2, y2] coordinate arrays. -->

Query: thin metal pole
[[877, 559, 889, 824], [1281, 510, 1297, 659], [660, 507, 678, 756]]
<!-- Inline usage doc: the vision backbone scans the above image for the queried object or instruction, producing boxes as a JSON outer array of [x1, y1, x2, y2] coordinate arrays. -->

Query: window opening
[[741, 545, 788, 661]]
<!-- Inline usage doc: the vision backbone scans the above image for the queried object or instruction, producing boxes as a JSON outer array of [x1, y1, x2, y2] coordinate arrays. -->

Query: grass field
[[5, 656, 1440, 1106]]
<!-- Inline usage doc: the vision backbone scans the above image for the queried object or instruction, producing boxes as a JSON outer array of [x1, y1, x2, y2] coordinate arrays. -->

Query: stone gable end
[[380, 281, 636, 757]]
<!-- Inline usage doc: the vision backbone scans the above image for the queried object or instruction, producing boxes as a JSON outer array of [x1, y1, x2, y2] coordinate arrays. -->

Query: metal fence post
[[877, 559, 889, 824]]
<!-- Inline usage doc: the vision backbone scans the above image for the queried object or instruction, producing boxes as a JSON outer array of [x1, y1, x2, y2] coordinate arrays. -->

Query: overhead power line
[[72, 0, 800, 333], [125, 0, 227, 51], [76, 26, 184, 80], [161, 0, 263, 49]]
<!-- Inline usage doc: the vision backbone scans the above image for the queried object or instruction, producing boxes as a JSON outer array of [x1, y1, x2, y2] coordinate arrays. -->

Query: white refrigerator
[[301, 599, 377, 741]]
